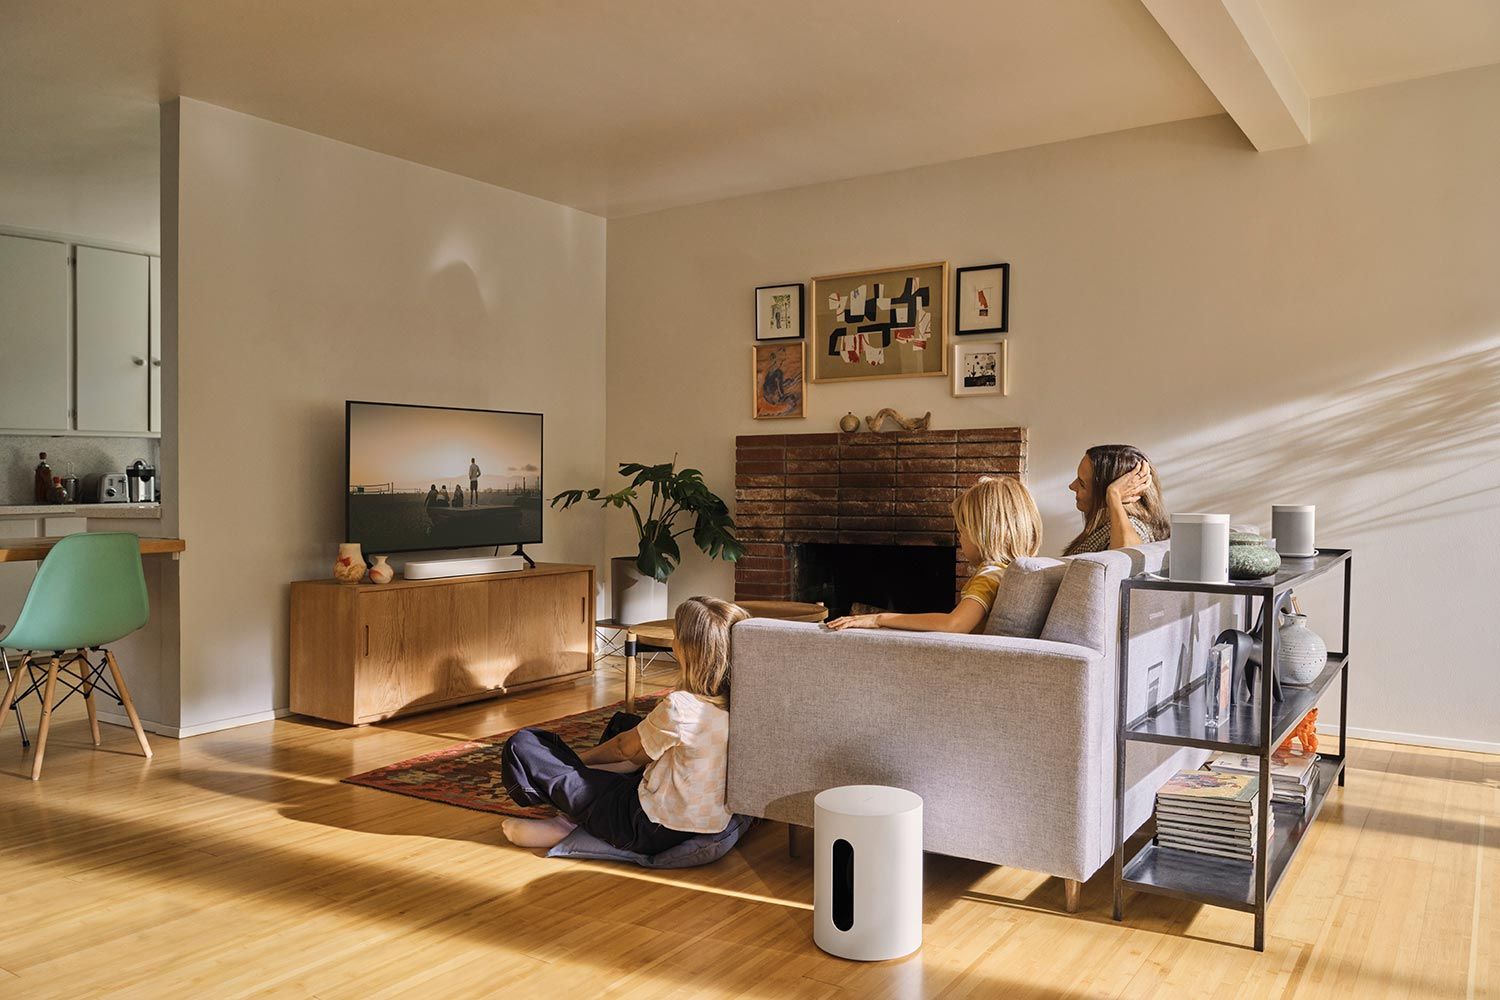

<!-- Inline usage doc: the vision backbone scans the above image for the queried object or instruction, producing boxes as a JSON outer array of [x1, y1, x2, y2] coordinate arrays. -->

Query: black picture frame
[[954, 263, 1009, 335], [754, 282, 805, 341]]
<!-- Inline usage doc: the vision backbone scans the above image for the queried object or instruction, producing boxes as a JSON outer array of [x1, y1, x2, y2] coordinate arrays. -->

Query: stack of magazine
[[1207, 752, 1319, 810], [1154, 769, 1271, 861]]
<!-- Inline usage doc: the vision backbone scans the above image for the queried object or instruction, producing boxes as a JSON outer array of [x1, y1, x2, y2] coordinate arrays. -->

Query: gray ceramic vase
[[1227, 531, 1282, 580]]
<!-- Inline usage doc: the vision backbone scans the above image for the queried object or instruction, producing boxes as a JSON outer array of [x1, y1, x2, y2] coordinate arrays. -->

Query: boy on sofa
[[826, 475, 1042, 634]]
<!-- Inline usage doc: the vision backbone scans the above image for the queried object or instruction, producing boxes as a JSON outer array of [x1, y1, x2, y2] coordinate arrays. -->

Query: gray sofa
[[726, 541, 1233, 902]]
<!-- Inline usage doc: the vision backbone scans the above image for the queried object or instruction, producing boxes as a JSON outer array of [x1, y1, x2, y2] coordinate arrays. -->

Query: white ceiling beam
[[1142, 0, 1310, 149]]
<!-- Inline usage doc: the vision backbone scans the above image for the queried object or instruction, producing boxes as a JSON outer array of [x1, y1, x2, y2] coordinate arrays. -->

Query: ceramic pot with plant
[[333, 542, 366, 584], [552, 458, 743, 624]]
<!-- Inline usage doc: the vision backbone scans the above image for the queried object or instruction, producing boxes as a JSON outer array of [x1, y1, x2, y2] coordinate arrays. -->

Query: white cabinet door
[[0, 234, 70, 430], [76, 245, 150, 433], [149, 255, 162, 433]]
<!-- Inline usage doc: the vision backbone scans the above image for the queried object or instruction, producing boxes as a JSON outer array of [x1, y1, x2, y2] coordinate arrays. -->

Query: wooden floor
[[0, 657, 1494, 999]]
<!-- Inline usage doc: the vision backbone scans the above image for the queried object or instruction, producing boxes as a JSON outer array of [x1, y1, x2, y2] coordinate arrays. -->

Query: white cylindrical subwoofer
[[813, 785, 923, 961], [1168, 513, 1230, 583], [1271, 504, 1316, 558]]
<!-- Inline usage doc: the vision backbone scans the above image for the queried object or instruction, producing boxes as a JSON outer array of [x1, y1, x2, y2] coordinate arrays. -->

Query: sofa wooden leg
[[1062, 878, 1082, 914], [787, 823, 808, 859]]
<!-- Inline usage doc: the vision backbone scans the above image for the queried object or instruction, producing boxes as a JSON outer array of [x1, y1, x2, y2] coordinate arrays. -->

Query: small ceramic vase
[[1228, 531, 1282, 580], [368, 554, 394, 585], [839, 412, 860, 433], [333, 542, 366, 585], [1277, 612, 1328, 685]]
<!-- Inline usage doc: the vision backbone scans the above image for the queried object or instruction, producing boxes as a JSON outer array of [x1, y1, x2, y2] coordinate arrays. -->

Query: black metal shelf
[[1120, 753, 1345, 911], [1111, 547, 1352, 952], [1124, 653, 1347, 754]]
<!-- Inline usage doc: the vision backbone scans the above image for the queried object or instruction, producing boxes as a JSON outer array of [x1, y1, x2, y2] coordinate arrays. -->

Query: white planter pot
[[611, 556, 669, 625]]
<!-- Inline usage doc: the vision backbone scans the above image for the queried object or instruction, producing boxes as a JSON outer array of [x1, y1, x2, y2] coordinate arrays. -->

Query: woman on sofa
[[1062, 444, 1171, 555]]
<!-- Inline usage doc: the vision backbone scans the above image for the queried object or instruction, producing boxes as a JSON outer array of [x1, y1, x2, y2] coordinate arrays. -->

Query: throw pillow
[[983, 556, 1067, 638], [546, 813, 755, 869]]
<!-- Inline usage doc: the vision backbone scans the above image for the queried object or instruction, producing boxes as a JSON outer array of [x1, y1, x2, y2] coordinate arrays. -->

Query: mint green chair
[[0, 532, 153, 779]]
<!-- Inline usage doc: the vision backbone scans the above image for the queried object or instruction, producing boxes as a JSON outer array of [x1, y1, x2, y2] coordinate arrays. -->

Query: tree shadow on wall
[[1160, 342, 1500, 537]]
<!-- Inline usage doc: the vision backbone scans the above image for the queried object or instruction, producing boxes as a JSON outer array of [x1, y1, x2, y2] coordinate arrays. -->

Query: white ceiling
[[1, 0, 1497, 222]]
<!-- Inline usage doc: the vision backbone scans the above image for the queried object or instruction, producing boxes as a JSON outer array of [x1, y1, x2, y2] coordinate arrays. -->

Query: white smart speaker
[[1271, 504, 1317, 558], [1168, 513, 1230, 584], [813, 785, 923, 961]]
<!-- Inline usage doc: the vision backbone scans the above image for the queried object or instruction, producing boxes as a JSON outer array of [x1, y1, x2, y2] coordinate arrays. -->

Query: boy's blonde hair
[[672, 596, 750, 708], [951, 476, 1042, 566]]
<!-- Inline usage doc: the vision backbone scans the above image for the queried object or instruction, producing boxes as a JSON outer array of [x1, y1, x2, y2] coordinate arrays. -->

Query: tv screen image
[[346, 401, 543, 554]]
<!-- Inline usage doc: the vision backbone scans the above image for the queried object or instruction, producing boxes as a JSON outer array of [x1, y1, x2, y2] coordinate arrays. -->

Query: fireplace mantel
[[733, 427, 1027, 604]]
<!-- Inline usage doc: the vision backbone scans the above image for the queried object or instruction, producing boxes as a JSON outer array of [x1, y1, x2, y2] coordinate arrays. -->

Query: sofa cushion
[[984, 557, 1066, 638], [546, 813, 754, 869]]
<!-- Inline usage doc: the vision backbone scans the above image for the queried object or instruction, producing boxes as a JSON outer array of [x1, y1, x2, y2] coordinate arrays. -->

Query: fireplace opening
[[789, 543, 958, 619]]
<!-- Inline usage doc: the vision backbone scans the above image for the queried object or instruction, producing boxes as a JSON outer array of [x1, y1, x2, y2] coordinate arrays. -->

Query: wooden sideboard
[[290, 562, 595, 725]]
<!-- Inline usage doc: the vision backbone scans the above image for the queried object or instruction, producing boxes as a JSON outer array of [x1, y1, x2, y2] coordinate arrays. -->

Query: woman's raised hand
[[1105, 460, 1152, 508]]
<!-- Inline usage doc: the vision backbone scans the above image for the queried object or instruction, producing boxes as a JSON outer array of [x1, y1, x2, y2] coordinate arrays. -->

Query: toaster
[[98, 473, 130, 503]]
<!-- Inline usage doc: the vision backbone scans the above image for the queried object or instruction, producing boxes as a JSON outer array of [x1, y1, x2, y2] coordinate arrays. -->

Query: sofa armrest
[[726, 618, 1105, 879]]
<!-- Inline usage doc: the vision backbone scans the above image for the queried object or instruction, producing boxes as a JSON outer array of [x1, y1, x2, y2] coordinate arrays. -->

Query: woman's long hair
[[1064, 444, 1171, 554], [673, 596, 750, 708]]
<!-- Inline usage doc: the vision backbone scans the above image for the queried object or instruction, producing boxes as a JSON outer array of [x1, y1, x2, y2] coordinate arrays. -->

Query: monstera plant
[[551, 460, 744, 583]]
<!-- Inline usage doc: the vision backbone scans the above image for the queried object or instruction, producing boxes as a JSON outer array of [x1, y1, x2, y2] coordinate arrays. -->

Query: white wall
[[605, 65, 1500, 752], [165, 98, 607, 734]]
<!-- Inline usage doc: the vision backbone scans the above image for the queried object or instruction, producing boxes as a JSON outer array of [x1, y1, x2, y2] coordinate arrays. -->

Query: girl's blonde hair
[[951, 476, 1042, 566], [673, 596, 750, 708]]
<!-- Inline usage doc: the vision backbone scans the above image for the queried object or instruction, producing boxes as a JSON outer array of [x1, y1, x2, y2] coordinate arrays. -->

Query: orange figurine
[[1278, 708, 1319, 756]]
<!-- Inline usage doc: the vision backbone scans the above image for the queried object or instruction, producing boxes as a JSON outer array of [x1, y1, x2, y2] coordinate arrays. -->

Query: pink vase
[[368, 554, 394, 585], [333, 543, 366, 585]]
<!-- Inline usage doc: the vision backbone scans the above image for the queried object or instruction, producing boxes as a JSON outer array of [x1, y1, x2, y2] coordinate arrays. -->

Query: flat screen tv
[[345, 401, 543, 554]]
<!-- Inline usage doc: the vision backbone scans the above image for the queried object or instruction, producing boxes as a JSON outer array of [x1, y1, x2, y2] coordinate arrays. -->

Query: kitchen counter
[[0, 502, 162, 519]]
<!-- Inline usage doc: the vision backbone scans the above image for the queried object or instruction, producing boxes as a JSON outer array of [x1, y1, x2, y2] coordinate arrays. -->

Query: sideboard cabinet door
[[355, 582, 489, 721], [487, 570, 592, 689]]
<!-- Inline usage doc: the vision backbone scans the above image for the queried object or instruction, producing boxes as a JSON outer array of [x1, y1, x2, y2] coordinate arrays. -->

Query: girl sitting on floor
[[499, 595, 750, 852], [826, 475, 1042, 634]]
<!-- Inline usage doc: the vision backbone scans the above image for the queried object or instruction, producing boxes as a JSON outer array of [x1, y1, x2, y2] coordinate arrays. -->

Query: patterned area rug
[[343, 695, 663, 819]]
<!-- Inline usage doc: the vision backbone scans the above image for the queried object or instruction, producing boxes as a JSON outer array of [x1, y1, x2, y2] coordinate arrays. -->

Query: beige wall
[[606, 65, 1500, 751], [166, 98, 607, 733]]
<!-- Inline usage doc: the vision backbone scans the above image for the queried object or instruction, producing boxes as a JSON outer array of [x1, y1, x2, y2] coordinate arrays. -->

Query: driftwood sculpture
[[864, 408, 932, 433]]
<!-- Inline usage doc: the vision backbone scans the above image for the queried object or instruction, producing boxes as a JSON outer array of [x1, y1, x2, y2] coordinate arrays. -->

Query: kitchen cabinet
[[0, 234, 70, 430], [75, 246, 151, 433], [149, 256, 162, 433]]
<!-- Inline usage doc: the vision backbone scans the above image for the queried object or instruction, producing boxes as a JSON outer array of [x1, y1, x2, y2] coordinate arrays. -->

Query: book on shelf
[[1207, 751, 1318, 810], [1154, 769, 1273, 861]]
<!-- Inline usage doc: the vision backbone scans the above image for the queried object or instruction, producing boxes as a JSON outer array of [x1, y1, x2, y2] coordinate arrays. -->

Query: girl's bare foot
[[501, 815, 577, 848]]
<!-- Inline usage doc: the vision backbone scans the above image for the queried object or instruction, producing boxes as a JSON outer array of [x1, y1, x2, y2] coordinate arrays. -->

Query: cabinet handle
[[581, 596, 586, 622], [151, 358, 162, 368], [132, 357, 145, 366], [364, 624, 369, 657]]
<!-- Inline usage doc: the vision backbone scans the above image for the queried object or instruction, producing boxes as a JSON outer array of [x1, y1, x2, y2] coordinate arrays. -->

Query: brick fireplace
[[733, 427, 1027, 611]]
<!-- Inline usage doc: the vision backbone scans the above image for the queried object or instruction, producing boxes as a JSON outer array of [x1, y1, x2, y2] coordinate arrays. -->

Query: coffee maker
[[126, 460, 158, 503]]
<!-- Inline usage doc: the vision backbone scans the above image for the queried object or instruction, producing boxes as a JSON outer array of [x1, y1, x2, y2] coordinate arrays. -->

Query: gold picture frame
[[810, 261, 949, 383], [751, 342, 806, 419]]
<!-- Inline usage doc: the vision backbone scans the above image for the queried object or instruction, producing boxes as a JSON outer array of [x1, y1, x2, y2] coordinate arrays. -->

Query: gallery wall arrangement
[[750, 260, 1010, 419]]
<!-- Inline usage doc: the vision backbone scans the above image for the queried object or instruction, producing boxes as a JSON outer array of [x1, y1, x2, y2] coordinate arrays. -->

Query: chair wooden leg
[[1062, 878, 1082, 914], [0, 658, 22, 742], [79, 655, 101, 747], [104, 649, 152, 759], [31, 658, 61, 781]]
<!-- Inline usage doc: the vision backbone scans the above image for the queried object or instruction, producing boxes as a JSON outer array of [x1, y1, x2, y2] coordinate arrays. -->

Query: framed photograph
[[755, 283, 804, 341], [752, 342, 806, 419], [810, 261, 948, 383], [951, 339, 1008, 397], [954, 263, 1009, 335]]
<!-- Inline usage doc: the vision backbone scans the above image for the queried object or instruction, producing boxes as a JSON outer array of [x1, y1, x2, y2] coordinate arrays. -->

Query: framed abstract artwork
[[954, 263, 1009, 335], [752, 342, 806, 419], [810, 261, 948, 383], [951, 339, 1008, 397], [755, 283, 804, 341]]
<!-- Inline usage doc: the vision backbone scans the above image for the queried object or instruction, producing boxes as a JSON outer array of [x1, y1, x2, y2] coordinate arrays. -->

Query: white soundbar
[[403, 554, 527, 580]]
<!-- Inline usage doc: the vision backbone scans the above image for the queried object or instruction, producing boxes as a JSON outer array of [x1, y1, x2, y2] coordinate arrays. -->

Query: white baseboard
[[96, 708, 291, 739], [1318, 724, 1500, 756]]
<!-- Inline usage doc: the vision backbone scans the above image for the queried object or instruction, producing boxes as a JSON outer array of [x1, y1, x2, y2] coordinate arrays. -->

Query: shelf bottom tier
[[1120, 753, 1346, 912]]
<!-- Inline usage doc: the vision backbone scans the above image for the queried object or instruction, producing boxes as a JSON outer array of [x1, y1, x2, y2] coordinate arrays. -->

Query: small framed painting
[[954, 263, 1009, 335], [952, 339, 1008, 397], [752, 342, 806, 419], [810, 261, 948, 383], [755, 283, 804, 341]]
